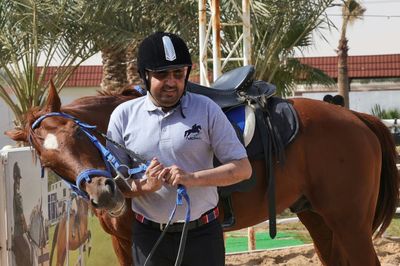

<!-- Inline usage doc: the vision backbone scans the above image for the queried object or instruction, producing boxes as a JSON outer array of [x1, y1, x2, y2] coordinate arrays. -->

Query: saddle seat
[[187, 65, 276, 109]]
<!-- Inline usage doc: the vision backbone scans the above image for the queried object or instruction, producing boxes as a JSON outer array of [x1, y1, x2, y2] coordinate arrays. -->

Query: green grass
[[385, 216, 400, 237], [225, 231, 304, 253]]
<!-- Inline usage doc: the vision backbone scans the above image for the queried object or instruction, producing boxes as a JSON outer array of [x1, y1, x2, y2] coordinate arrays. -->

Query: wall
[[298, 90, 400, 114], [295, 81, 400, 114]]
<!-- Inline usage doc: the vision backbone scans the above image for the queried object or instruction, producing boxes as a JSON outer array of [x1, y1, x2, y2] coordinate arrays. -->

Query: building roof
[[43, 54, 400, 87], [40, 65, 103, 87], [299, 54, 400, 79]]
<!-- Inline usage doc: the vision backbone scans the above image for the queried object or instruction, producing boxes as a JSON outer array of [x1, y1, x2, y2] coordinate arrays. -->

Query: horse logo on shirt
[[184, 124, 202, 140]]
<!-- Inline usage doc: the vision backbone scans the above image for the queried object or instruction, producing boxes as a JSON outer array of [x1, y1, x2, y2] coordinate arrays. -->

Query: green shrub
[[371, 104, 400, 119]]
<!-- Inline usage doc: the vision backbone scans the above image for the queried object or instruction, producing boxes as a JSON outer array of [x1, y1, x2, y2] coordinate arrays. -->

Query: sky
[[82, 0, 400, 65], [301, 0, 400, 57]]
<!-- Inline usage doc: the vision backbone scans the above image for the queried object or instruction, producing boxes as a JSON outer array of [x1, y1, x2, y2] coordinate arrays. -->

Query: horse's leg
[[297, 210, 351, 266], [327, 217, 379, 266], [111, 235, 133, 266], [309, 162, 381, 266]]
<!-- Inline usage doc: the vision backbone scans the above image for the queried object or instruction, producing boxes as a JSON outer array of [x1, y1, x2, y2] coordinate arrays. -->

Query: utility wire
[[363, 0, 400, 4], [327, 14, 400, 18]]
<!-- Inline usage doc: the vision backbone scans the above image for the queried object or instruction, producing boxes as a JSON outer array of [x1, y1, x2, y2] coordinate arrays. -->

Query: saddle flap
[[267, 97, 299, 146]]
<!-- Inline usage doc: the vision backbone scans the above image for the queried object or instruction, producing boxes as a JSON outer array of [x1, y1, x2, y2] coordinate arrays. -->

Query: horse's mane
[[21, 87, 142, 138], [96, 86, 143, 97], [64, 87, 142, 108]]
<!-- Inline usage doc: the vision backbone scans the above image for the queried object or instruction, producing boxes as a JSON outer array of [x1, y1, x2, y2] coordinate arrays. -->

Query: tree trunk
[[126, 42, 142, 86], [337, 37, 350, 108], [101, 48, 128, 94]]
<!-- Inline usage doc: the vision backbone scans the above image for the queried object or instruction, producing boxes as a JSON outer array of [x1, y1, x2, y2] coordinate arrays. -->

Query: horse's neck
[[61, 96, 129, 132]]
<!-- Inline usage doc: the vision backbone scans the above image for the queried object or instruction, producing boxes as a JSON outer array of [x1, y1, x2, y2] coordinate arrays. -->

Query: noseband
[[31, 112, 147, 199]]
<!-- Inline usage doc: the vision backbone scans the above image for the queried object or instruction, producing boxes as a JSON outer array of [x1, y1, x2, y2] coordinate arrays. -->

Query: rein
[[31, 111, 191, 265]]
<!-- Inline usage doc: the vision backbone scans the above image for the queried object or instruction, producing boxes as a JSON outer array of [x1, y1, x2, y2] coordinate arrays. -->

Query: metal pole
[[242, 0, 251, 66], [65, 199, 70, 266], [199, 0, 208, 85], [211, 0, 222, 81]]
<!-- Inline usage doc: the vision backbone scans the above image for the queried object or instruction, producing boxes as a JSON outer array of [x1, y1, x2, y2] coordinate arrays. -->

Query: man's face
[[147, 67, 187, 110]]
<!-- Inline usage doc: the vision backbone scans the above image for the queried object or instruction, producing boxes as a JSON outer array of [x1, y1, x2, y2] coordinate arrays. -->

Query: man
[[107, 31, 252, 266], [12, 162, 33, 266]]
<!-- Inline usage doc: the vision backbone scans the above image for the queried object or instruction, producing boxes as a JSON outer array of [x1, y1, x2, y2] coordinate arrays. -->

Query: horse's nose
[[104, 178, 116, 195]]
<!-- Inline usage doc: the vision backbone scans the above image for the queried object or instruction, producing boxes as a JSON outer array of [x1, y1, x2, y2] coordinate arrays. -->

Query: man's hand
[[163, 165, 194, 187], [142, 158, 168, 192], [120, 158, 169, 197]]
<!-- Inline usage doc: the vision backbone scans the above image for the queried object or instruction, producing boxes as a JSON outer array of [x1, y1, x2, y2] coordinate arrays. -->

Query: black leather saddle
[[187, 65, 276, 109]]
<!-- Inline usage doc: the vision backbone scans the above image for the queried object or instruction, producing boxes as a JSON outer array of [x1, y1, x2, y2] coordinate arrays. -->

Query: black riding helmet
[[137, 32, 192, 91]]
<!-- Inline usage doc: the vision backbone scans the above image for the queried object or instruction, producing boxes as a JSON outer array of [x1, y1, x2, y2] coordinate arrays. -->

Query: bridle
[[31, 111, 191, 265], [30, 112, 147, 199]]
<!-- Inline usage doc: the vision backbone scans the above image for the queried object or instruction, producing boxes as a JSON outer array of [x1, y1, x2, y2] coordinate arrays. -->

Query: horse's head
[[5, 82, 126, 216]]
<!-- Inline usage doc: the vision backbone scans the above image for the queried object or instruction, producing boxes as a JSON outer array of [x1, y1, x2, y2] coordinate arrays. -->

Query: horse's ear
[[4, 128, 28, 142], [44, 80, 61, 113]]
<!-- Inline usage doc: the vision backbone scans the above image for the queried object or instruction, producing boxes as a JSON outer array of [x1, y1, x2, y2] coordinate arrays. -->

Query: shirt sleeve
[[106, 108, 133, 167], [207, 100, 248, 163]]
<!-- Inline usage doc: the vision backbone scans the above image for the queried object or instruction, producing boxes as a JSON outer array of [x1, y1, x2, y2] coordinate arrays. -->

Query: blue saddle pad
[[225, 106, 246, 134]]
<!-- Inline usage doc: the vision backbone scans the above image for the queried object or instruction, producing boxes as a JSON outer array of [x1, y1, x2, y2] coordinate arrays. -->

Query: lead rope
[[144, 185, 191, 266]]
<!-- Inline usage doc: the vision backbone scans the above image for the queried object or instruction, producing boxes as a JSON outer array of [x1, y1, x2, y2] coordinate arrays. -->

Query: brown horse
[[49, 196, 91, 266], [5, 81, 399, 266]]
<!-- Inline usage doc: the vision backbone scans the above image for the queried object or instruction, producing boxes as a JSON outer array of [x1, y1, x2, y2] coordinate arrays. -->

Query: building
[[48, 180, 72, 223], [296, 54, 400, 113]]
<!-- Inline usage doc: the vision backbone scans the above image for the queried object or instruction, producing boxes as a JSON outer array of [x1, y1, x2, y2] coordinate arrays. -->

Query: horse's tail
[[352, 111, 399, 237], [49, 222, 59, 265]]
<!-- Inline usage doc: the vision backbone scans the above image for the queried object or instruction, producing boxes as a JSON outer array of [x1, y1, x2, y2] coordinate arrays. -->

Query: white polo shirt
[[107, 92, 247, 223]]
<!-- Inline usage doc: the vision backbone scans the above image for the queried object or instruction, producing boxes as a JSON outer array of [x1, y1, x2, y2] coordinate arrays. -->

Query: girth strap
[[255, 106, 277, 239]]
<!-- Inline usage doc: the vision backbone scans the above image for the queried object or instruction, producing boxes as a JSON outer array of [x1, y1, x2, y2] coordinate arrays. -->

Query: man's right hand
[[143, 158, 167, 192], [121, 158, 169, 197]]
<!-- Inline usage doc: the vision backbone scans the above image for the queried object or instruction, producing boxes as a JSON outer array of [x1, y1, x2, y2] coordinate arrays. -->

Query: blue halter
[[31, 112, 148, 198]]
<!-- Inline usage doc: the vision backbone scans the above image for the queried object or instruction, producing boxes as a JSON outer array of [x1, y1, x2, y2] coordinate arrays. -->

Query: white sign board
[[0, 147, 48, 266]]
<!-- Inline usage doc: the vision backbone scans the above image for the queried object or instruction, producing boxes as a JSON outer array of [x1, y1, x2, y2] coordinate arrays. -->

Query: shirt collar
[[144, 93, 188, 115]]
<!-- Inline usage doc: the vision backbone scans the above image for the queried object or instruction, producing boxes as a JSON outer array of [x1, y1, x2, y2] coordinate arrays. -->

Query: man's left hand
[[163, 165, 194, 187]]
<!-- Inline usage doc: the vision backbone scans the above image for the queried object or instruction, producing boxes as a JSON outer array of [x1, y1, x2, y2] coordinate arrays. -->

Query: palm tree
[[0, 0, 201, 133], [337, 0, 365, 108], [76, 2, 187, 93], [0, 0, 135, 128], [0, 0, 86, 127], [212, 0, 336, 96], [114, 0, 198, 90]]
